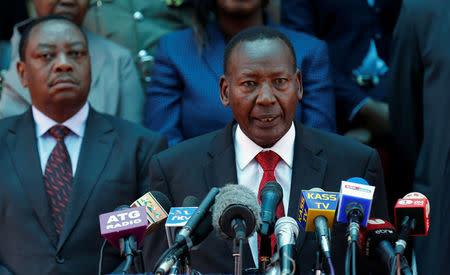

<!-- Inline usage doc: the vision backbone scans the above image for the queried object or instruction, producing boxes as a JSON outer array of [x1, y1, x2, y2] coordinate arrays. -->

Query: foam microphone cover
[[212, 184, 262, 240], [182, 196, 200, 207]]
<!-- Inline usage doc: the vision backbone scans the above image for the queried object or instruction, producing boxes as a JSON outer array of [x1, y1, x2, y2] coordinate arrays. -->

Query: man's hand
[[344, 127, 372, 145], [356, 98, 390, 138]]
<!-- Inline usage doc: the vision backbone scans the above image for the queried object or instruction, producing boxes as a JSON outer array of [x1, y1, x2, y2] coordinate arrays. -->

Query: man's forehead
[[28, 20, 87, 47], [228, 39, 294, 74]]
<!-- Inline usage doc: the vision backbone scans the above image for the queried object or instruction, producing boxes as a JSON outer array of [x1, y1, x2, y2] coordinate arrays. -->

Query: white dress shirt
[[32, 103, 89, 176], [234, 123, 296, 267]]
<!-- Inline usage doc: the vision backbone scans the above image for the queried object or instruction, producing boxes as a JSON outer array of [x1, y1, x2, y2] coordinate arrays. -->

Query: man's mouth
[[259, 117, 275, 123]]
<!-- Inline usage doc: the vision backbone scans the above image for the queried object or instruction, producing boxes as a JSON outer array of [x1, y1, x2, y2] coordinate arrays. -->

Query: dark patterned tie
[[255, 150, 285, 253], [44, 125, 73, 235]]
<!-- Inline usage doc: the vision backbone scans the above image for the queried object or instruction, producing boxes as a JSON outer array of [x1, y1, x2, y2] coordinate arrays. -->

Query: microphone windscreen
[[260, 181, 283, 197], [212, 184, 261, 240], [182, 196, 200, 207], [275, 216, 299, 247]]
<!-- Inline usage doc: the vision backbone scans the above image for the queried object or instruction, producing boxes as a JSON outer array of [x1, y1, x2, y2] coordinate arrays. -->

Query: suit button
[[133, 11, 144, 21], [55, 255, 65, 264]]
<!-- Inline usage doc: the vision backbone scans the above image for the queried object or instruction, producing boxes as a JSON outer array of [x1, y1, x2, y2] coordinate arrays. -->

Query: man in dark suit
[[281, 0, 402, 144], [389, 0, 450, 273], [144, 26, 389, 274], [0, 16, 167, 274]]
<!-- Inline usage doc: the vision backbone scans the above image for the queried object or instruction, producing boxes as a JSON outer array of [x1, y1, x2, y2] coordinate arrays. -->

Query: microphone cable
[[345, 238, 357, 275], [98, 239, 108, 275]]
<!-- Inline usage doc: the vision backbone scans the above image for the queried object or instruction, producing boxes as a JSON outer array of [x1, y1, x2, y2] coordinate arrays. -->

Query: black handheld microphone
[[259, 181, 283, 236], [359, 218, 412, 275], [156, 195, 214, 274], [173, 187, 219, 246]]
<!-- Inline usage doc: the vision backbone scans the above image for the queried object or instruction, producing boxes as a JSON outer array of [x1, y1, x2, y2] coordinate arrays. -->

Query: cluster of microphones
[[98, 177, 430, 275]]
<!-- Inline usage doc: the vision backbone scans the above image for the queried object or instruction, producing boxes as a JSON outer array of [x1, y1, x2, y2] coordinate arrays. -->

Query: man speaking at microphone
[[0, 16, 167, 274], [144, 26, 389, 274]]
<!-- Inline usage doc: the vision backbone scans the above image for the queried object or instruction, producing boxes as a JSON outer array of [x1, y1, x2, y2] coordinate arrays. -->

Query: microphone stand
[[258, 235, 271, 274], [233, 237, 243, 275]]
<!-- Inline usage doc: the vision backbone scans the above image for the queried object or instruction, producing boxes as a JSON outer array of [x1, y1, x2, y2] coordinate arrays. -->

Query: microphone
[[99, 205, 148, 272], [99, 205, 148, 251], [173, 187, 220, 246], [394, 192, 430, 256], [212, 184, 261, 241], [359, 218, 412, 275], [297, 188, 339, 259], [336, 177, 375, 242], [131, 191, 172, 234], [259, 181, 283, 236], [275, 217, 299, 275], [156, 194, 215, 274], [165, 196, 199, 246], [212, 184, 261, 275]]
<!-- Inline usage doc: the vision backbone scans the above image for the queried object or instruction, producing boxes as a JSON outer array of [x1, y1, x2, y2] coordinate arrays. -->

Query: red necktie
[[255, 150, 285, 253], [43, 125, 73, 235]]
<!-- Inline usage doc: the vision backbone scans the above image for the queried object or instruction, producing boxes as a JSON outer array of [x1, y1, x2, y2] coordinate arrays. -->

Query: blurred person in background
[[281, 0, 402, 145], [388, 0, 450, 273], [0, 0, 144, 124], [83, 0, 195, 84]]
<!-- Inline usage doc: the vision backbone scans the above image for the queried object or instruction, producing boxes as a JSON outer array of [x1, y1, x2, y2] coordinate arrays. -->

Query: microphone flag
[[297, 190, 339, 231], [165, 207, 197, 246], [336, 180, 375, 226], [131, 192, 169, 233], [99, 206, 148, 250]]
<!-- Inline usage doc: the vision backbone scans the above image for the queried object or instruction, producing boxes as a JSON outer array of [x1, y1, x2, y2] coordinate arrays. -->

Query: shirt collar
[[235, 122, 296, 170], [32, 103, 89, 138]]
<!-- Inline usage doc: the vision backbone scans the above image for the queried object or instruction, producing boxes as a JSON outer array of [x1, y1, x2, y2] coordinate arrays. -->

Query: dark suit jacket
[[388, 0, 450, 273], [0, 108, 168, 274], [281, 0, 402, 122], [145, 20, 336, 146], [143, 121, 389, 274]]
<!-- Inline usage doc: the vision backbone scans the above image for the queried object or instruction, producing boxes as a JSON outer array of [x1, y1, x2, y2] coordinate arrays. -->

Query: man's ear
[[295, 69, 303, 101], [16, 61, 28, 88], [219, 75, 230, 106]]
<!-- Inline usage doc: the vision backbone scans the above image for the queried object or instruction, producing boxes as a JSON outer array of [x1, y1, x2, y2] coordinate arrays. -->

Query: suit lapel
[[288, 123, 327, 250], [202, 121, 254, 268], [57, 109, 115, 250], [6, 110, 59, 247], [203, 121, 238, 189], [200, 23, 226, 82]]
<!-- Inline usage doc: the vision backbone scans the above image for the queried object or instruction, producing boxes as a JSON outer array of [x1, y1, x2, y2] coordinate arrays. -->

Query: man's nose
[[54, 53, 74, 73], [256, 82, 276, 105]]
